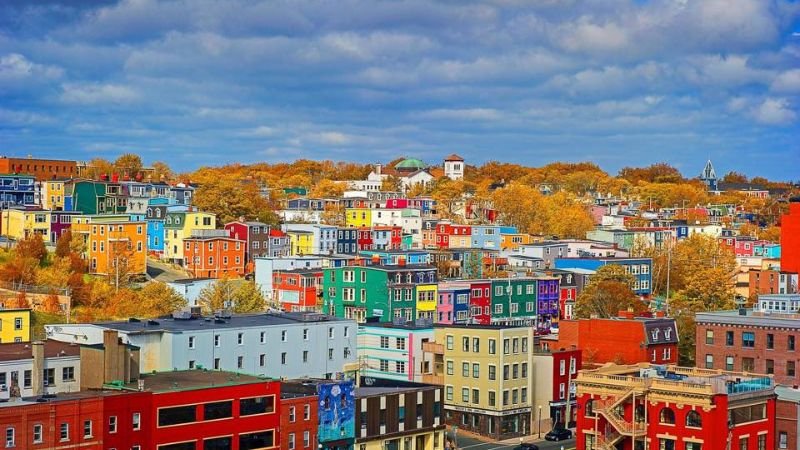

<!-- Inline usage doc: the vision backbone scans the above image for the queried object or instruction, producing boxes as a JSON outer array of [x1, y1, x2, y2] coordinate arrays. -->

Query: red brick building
[[748, 268, 781, 297], [0, 156, 77, 181], [574, 363, 776, 450], [776, 386, 799, 450], [556, 313, 678, 367], [782, 199, 800, 275], [280, 392, 319, 450], [533, 345, 582, 431], [273, 268, 323, 312], [695, 309, 800, 384], [184, 235, 246, 278]]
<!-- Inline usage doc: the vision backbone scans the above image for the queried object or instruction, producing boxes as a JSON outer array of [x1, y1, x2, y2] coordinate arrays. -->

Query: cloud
[[771, 69, 800, 93], [418, 108, 503, 121], [752, 98, 797, 125], [0, 53, 63, 79], [60, 82, 139, 104]]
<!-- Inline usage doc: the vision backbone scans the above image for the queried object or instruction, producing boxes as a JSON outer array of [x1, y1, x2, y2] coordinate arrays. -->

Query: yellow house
[[345, 208, 372, 228], [287, 231, 314, 255], [447, 235, 470, 249], [426, 325, 534, 440], [0, 308, 32, 343], [163, 210, 216, 263], [42, 179, 67, 210], [500, 233, 542, 251], [71, 214, 147, 276], [416, 284, 438, 319], [1, 209, 52, 242]]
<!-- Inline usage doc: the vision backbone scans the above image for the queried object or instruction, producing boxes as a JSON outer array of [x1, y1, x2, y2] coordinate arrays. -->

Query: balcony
[[422, 374, 444, 385], [422, 342, 444, 355]]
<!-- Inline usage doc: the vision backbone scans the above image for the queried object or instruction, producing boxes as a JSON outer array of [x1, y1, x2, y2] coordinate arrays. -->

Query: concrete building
[[423, 324, 534, 440], [0, 340, 80, 399], [357, 321, 435, 384], [45, 312, 358, 380], [574, 363, 775, 450]]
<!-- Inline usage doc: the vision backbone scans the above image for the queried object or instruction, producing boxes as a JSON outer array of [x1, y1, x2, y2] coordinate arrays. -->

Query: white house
[[443, 154, 464, 180], [0, 340, 81, 399]]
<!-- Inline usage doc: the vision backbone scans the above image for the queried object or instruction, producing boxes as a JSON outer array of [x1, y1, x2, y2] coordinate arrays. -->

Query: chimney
[[398, 256, 406, 267], [371, 254, 380, 265], [103, 330, 124, 384], [32, 341, 45, 396]]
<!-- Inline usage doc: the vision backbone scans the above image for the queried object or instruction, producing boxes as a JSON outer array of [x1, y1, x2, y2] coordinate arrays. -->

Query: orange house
[[184, 236, 246, 278], [72, 218, 147, 276]]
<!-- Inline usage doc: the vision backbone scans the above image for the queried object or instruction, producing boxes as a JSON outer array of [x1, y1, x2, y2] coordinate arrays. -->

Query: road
[[453, 433, 575, 450], [146, 258, 191, 282]]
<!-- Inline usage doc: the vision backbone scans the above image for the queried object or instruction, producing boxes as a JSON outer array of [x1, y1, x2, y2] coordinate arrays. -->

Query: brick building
[[555, 313, 678, 367], [776, 386, 800, 450], [280, 391, 319, 450], [574, 363, 776, 450], [0, 156, 77, 181], [695, 308, 800, 384]]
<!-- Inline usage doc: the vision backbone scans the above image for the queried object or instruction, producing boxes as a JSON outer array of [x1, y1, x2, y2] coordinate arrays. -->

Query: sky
[[1, 0, 799, 180]]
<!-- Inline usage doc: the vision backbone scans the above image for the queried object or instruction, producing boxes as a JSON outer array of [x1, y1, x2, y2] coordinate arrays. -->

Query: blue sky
[[1, 0, 799, 179]]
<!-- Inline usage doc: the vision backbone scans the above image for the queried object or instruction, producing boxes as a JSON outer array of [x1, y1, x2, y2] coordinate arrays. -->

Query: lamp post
[[537, 405, 542, 438]]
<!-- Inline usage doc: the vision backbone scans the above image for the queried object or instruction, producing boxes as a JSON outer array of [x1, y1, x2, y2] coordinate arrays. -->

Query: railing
[[422, 342, 444, 354], [595, 430, 623, 450], [594, 397, 646, 437], [422, 374, 444, 385]]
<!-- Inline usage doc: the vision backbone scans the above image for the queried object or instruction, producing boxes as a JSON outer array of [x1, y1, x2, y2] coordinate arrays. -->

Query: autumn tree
[[16, 234, 47, 264], [431, 179, 471, 220], [151, 161, 174, 181], [0, 256, 39, 285], [87, 158, 114, 179], [136, 282, 188, 317], [231, 281, 266, 313], [113, 153, 143, 176], [197, 277, 237, 313], [193, 175, 278, 225], [618, 163, 683, 184], [309, 179, 346, 198], [573, 265, 647, 319], [42, 293, 63, 314], [721, 171, 748, 184], [55, 230, 73, 258]]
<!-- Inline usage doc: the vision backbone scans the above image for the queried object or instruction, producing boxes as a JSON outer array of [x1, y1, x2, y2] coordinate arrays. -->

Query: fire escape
[[593, 388, 646, 450]]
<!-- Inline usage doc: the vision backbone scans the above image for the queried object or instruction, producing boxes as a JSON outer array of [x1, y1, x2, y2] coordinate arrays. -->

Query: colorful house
[[489, 278, 539, 325], [184, 234, 246, 278], [0, 173, 36, 206], [71, 215, 147, 276], [467, 280, 492, 324], [50, 211, 82, 243], [554, 257, 653, 297], [65, 179, 128, 215], [42, 178, 68, 210], [437, 282, 471, 324], [323, 264, 438, 323], [283, 224, 338, 256], [272, 268, 323, 312], [163, 209, 217, 264], [224, 219, 276, 264], [0, 308, 31, 343], [0, 208, 51, 242], [345, 208, 372, 228], [144, 201, 170, 255]]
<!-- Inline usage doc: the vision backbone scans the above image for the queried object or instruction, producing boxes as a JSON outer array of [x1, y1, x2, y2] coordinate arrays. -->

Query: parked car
[[513, 443, 539, 450], [544, 427, 572, 441]]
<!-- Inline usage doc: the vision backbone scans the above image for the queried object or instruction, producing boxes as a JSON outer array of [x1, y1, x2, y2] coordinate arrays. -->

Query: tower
[[700, 159, 717, 191], [443, 154, 464, 180]]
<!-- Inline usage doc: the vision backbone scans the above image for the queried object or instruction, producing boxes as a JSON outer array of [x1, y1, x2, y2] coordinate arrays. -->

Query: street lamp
[[537, 405, 542, 438]]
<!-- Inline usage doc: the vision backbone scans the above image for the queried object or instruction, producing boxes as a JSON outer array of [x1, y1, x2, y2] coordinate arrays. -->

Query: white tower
[[443, 154, 465, 180]]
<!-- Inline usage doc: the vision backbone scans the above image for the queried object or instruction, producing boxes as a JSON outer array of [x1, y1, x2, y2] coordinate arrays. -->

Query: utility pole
[[665, 241, 671, 315]]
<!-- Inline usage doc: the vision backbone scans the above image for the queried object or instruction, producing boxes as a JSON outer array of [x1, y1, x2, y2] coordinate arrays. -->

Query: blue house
[[0, 174, 36, 206], [359, 249, 430, 265], [470, 225, 503, 250], [336, 227, 358, 254], [754, 243, 781, 259], [554, 257, 653, 296]]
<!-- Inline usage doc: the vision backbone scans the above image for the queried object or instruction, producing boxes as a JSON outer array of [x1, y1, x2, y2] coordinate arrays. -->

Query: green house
[[489, 278, 538, 323]]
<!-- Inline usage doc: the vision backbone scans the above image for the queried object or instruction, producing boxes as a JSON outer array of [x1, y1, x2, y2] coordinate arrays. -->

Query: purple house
[[537, 277, 560, 332], [50, 211, 82, 242]]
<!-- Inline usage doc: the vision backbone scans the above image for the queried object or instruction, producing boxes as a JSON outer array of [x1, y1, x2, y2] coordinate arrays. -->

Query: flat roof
[[696, 309, 800, 329], [0, 341, 80, 362], [93, 312, 351, 333], [433, 323, 531, 330], [130, 370, 270, 392]]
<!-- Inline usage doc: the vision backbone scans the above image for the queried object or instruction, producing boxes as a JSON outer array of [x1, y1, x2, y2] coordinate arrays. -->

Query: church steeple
[[700, 159, 718, 191]]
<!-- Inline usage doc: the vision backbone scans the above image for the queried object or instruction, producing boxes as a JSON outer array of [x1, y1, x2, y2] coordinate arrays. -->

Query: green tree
[[574, 265, 647, 319]]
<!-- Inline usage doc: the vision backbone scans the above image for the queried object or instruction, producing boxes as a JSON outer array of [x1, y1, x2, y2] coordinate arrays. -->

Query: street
[[453, 433, 575, 450]]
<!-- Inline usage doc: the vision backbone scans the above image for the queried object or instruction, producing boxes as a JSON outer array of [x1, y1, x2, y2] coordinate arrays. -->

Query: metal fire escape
[[593, 388, 646, 450]]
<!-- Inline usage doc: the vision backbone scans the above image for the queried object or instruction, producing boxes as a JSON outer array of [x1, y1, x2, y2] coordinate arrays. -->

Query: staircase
[[594, 389, 646, 437], [595, 430, 623, 450]]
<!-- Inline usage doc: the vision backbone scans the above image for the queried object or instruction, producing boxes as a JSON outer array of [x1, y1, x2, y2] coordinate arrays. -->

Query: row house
[[534, 269, 579, 320], [436, 282, 471, 324], [719, 235, 771, 257], [532, 345, 582, 432], [554, 257, 653, 297], [284, 224, 338, 256], [574, 363, 775, 450], [0, 208, 81, 243], [184, 232, 246, 278], [0, 340, 80, 397], [435, 222, 471, 249], [41, 178, 68, 210], [163, 209, 216, 264], [323, 264, 438, 323], [513, 241, 569, 269], [356, 322, 435, 383], [71, 215, 147, 276], [0, 173, 36, 207], [254, 255, 354, 300], [748, 268, 799, 297], [273, 268, 323, 312], [64, 178, 127, 215], [225, 219, 290, 266], [359, 250, 430, 266]]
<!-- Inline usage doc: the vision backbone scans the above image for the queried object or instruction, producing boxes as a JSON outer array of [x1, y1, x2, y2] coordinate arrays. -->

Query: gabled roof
[[444, 153, 464, 162], [700, 159, 716, 180]]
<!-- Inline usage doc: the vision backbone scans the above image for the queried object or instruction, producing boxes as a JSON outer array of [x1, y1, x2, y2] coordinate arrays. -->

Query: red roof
[[444, 153, 464, 161]]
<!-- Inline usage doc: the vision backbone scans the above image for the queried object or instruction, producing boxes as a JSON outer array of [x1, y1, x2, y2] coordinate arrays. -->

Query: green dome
[[394, 158, 426, 171]]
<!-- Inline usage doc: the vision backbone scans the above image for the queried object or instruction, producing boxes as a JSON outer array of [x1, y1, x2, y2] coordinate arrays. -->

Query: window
[[705, 330, 714, 344], [585, 400, 595, 417], [282, 330, 288, 342], [521, 387, 528, 403], [395, 361, 406, 374], [659, 408, 675, 424], [512, 364, 519, 379], [521, 362, 528, 378], [503, 338, 510, 354], [303, 431, 310, 448], [766, 359, 774, 374], [188, 336, 196, 349], [381, 360, 390, 372], [303, 329, 309, 340], [446, 361, 453, 375], [205, 437, 232, 450], [472, 363, 480, 378], [446, 335, 454, 350], [788, 361, 796, 377], [758, 434, 766, 450], [705, 354, 713, 369], [461, 388, 469, 402], [158, 405, 197, 427], [659, 439, 675, 450], [237, 333, 244, 345], [779, 432, 788, 449], [240, 396, 275, 415], [726, 356, 734, 371], [304, 404, 310, 420], [742, 332, 755, 347], [23, 370, 31, 389], [472, 337, 480, 353], [462, 362, 469, 377], [204, 401, 233, 420], [33, 424, 42, 443], [726, 331, 734, 346], [462, 337, 469, 352], [489, 339, 496, 354], [13, 319, 22, 330], [132, 413, 141, 430], [239, 431, 274, 450], [488, 365, 496, 380], [83, 420, 92, 438], [214, 335, 220, 347], [472, 389, 480, 404], [503, 365, 510, 380], [5, 427, 14, 448], [446, 386, 453, 401], [108, 416, 117, 434], [740, 437, 749, 450], [790, 335, 796, 351], [288, 433, 296, 450], [396, 337, 406, 350], [686, 410, 702, 427], [303, 351, 309, 362], [60, 423, 69, 441], [488, 391, 496, 407], [62, 366, 75, 381]]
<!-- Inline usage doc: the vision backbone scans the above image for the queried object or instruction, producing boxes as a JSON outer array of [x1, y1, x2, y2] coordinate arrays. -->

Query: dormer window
[[651, 329, 660, 341]]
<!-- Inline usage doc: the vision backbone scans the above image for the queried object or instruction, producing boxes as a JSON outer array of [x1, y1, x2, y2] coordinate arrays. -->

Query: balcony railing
[[422, 342, 444, 354], [422, 374, 444, 385]]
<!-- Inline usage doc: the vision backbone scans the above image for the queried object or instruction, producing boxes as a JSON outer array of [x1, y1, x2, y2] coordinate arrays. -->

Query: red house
[[273, 268, 323, 312], [467, 280, 491, 325], [556, 313, 678, 367], [435, 223, 471, 249], [384, 198, 409, 209], [533, 346, 582, 431], [782, 199, 800, 274], [280, 392, 319, 450], [184, 235, 246, 278]]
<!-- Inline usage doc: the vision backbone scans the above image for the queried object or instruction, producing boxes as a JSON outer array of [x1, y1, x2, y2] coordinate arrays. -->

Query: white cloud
[[752, 98, 796, 125], [418, 108, 502, 121], [0, 53, 63, 80], [771, 69, 800, 93], [60, 83, 139, 104]]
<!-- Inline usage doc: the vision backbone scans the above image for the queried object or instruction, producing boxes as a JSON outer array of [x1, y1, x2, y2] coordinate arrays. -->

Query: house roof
[[394, 158, 427, 171], [0, 340, 80, 362], [444, 153, 464, 162]]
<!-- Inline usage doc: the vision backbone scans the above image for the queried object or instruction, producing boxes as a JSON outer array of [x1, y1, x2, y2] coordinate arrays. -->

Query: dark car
[[544, 427, 572, 441], [512, 443, 539, 450]]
